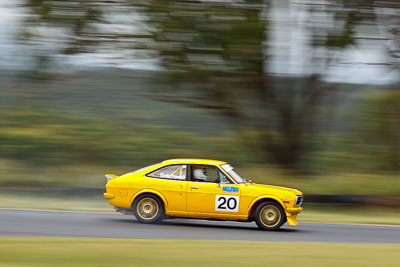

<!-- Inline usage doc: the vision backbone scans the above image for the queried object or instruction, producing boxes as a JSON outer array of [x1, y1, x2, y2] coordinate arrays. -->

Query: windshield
[[220, 164, 246, 183]]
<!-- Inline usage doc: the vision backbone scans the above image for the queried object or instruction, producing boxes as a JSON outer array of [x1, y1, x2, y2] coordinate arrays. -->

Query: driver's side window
[[218, 171, 232, 184], [191, 165, 233, 184]]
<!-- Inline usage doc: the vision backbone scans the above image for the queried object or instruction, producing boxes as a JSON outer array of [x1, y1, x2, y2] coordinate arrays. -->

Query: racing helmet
[[193, 168, 208, 181]]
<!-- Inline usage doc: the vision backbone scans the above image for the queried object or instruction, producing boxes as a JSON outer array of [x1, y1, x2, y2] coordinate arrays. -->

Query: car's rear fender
[[130, 189, 168, 209], [247, 195, 286, 220]]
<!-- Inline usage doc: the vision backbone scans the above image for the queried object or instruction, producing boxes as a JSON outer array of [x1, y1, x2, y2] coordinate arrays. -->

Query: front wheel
[[132, 194, 164, 224], [254, 201, 286, 231]]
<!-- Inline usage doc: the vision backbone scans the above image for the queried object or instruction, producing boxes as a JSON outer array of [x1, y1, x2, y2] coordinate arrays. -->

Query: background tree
[[18, 0, 399, 170], [136, 0, 368, 169]]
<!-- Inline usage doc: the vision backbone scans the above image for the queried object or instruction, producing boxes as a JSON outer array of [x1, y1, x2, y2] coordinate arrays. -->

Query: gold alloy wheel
[[136, 197, 159, 220], [259, 205, 281, 227]]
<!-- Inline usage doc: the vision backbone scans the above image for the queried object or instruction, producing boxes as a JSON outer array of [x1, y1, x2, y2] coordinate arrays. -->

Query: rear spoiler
[[105, 174, 118, 182]]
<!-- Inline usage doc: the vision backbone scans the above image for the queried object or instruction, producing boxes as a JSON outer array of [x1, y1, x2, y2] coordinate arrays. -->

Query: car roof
[[162, 158, 227, 165]]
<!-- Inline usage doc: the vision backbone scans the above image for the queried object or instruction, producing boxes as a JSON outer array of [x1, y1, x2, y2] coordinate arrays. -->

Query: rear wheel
[[254, 201, 286, 231], [133, 194, 164, 223]]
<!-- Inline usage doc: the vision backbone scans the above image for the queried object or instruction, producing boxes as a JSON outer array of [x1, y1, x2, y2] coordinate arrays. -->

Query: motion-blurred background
[[0, 0, 399, 211]]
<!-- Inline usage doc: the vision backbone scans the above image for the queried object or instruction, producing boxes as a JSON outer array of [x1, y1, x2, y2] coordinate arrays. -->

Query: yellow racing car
[[104, 158, 303, 230]]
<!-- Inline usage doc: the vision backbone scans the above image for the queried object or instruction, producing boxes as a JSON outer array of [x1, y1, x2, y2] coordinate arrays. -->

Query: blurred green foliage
[[353, 91, 400, 170], [0, 93, 399, 194], [0, 105, 252, 168]]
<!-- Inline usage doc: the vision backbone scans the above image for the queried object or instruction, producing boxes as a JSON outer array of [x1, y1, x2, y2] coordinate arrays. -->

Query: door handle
[[190, 186, 199, 189]]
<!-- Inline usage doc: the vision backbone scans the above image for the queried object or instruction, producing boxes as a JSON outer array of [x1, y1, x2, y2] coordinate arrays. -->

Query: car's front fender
[[247, 195, 287, 212]]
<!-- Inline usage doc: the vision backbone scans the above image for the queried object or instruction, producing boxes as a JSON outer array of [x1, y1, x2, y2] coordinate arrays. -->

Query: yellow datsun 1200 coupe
[[104, 158, 303, 230]]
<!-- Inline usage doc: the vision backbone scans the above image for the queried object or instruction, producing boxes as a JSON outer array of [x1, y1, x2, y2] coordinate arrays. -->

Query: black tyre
[[254, 201, 286, 231], [132, 194, 164, 223]]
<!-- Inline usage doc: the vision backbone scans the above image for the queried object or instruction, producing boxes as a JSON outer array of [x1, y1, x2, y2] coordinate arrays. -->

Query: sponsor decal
[[222, 186, 239, 192], [159, 173, 184, 179]]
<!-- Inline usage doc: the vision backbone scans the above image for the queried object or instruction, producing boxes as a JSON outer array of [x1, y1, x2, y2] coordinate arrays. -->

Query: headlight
[[294, 195, 303, 207]]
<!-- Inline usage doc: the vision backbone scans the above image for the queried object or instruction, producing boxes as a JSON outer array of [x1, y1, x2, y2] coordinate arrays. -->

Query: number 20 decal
[[215, 195, 239, 212]]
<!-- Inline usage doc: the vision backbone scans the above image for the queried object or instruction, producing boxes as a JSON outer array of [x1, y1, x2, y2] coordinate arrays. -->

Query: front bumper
[[287, 207, 302, 214], [286, 207, 303, 226]]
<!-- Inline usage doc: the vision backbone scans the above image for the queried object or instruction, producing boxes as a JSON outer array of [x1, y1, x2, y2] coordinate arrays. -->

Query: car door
[[186, 165, 240, 218]]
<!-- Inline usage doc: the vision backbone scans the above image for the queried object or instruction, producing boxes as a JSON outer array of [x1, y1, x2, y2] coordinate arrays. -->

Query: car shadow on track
[[160, 222, 300, 233], [105, 217, 300, 232]]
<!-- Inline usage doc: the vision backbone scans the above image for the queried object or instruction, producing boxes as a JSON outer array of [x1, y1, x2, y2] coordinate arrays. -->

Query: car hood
[[244, 183, 302, 196]]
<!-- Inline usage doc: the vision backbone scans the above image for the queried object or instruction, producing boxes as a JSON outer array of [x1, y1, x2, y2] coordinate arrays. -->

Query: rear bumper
[[103, 193, 115, 199]]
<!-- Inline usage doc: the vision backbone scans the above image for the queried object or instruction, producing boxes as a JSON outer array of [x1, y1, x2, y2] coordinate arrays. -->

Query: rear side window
[[147, 165, 187, 181]]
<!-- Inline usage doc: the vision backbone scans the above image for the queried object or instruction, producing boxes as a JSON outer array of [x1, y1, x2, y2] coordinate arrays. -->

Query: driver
[[193, 168, 208, 182]]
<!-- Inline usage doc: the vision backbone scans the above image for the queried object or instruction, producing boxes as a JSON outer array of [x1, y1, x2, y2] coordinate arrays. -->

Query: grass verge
[[0, 238, 399, 267]]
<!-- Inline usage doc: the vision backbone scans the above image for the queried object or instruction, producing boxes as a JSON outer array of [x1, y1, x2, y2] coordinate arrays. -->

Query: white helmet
[[193, 168, 208, 181]]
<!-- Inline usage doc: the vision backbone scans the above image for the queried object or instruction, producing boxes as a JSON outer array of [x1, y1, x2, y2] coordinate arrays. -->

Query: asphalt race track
[[0, 209, 399, 243]]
